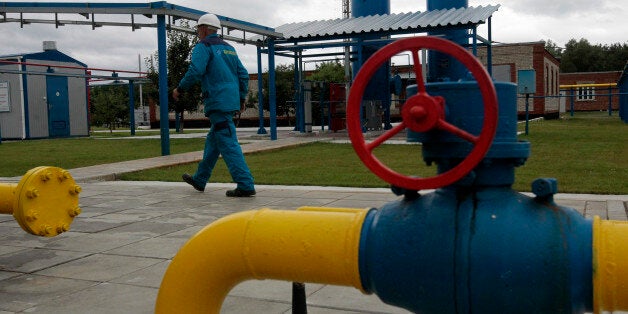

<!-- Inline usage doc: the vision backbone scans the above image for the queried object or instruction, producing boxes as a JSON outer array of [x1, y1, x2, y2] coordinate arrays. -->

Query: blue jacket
[[177, 34, 249, 115]]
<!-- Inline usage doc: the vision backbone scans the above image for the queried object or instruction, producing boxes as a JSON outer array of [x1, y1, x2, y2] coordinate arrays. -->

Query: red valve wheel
[[347, 36, 498, 190]]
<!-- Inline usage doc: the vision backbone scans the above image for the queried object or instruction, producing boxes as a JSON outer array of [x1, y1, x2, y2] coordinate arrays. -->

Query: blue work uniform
[[177, 34, 254, 191]]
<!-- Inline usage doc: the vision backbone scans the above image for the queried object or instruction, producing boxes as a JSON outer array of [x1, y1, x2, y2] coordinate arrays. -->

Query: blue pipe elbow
[[358, 187, 593, 313]]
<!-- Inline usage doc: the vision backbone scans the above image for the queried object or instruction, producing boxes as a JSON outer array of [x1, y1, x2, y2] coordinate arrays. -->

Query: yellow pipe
[[0, 167, 81, 237], [155, 207, 369, 314], [593, 216, 628, 313], [296, 206, 367, 213], [0, 183, 15, 214], [560, 83, 617, 89]]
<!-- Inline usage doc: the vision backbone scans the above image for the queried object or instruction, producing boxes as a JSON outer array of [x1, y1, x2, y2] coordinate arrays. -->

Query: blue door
[[46, 76, 70, 137]]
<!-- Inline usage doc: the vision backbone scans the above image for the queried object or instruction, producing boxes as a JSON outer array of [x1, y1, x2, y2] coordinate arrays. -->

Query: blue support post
[[355, 38, 366, 133], [570, 87, 575, 117], [157, 14, 170, 155], [294, 54, 302, 132], [129, 80, 135, 136], [608, 86, 612, 116], [487, 16, 493, 77], [525, 93, 530, 135], [268, 39, 277, 140], [256, 46, 267, 135], [320, 83, 325, 131]]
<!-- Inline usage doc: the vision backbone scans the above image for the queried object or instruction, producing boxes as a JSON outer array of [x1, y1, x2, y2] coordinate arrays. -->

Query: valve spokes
[[347, 36, 498, 190]]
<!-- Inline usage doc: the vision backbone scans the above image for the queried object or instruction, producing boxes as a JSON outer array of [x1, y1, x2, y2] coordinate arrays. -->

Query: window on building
[[545, 65, 549, 94], [577, 85, 595, 101]]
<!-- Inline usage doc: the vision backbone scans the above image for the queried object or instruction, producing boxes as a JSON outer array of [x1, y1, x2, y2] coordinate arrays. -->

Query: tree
[[308, 60, 346, 83], [544, 39, 563, 59], [558, 38, 628, 73], [257, 61, 347, 125], [306, 60, 347, 125], [145, 20, 201, 131], [260, 64, 297, 122], [90, 84, 130, 133]]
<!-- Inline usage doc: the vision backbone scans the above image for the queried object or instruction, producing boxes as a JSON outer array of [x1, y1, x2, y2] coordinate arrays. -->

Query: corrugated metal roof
[[268, 5, 499, 42]]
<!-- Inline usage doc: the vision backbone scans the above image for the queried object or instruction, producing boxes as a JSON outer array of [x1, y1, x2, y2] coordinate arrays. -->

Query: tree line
[[545, 38, 627, 73]]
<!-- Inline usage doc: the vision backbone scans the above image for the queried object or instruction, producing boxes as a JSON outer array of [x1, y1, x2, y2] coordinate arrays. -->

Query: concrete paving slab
[[222, 295, 292, 314], [34, 253, 162, 282], [0, 248, 90, 273], [104, 236, 188, 259], [0, 274, 96, 312], [41, 232, 149, 253], [585, 200, 608, 219], [0, 245, 25, 256], [307, 285, 412, 314], [23, 282, 157, 314], [109, 260, 170, 289], [607, 200, 627, 220], [68, 217, 133, 233]]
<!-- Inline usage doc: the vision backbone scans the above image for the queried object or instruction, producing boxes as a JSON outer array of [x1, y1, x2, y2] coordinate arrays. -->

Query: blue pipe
[[128, 80, 135, 136], [427, 0, 469, 81], [358, 187, 593, 313], [267, 38, 277, 140], [351, 0, 391, 131], [256, 46, 267, 135]]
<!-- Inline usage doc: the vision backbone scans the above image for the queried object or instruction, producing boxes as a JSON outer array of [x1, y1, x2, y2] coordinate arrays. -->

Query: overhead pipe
[[0, 166, 81, 237], [155, 207, 368, 313]]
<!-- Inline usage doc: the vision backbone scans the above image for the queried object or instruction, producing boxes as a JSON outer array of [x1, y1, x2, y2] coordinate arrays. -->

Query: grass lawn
[[121, 112, 627, 194], [0, 137, 205, 177], [1, 112, 625, 194]]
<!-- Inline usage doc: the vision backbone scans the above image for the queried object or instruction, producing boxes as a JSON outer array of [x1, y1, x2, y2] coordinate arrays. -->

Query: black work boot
[[182, 173, 204, 192], [226, 188, 256, 197]]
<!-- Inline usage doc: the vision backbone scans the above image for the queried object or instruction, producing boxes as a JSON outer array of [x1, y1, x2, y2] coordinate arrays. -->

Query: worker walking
[[173, 13, 255, 197]]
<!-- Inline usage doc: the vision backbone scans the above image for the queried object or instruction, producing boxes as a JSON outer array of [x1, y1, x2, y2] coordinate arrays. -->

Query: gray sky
[[0, 0, 626, 74]]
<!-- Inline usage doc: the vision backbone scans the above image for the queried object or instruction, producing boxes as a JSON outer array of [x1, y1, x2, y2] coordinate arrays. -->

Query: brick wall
[[560, 71, 621, 111], [476, 42, 560, 118]]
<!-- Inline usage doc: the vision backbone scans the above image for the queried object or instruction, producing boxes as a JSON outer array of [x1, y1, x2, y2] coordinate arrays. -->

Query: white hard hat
[[197, 13, 221, 29]]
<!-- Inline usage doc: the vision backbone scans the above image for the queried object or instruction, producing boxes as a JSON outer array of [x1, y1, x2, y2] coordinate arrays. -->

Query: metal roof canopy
[[0, 1, 282, 155], [0, 1, 281, 43], [251, 5, 499, 139], [267, 5, 498, 46]]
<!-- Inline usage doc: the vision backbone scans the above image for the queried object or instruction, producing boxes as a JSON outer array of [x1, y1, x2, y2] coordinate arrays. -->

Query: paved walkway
[[1, 129, 626, 313]]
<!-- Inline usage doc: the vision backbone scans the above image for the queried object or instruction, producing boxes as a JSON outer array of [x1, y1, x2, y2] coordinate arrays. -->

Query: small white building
[[0, 41, 89, 140]]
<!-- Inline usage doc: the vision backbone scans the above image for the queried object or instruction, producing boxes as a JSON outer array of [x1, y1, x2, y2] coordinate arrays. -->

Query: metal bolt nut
[[26, 188, 39, 199], [26, 210, 39, 222], [41, 225, 53, 235], [69, 185, 82, 195], [68, 207, 82, 217], [58, 170, 71, 181], [40, 171, 52, 182], [56, 224, 69, 233]]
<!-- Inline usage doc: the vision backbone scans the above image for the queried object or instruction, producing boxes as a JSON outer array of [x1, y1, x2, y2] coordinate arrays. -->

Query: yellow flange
[[0, 166, 81, 237]]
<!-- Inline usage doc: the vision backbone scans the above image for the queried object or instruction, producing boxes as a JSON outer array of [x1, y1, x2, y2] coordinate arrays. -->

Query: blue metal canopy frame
[[0, 1, 282, 154], [1, 2, 500, 149], [252, 5, 498, 136]]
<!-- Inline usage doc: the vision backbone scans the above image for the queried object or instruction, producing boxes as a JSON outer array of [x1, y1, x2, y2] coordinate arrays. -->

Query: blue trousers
[[191, 111, 254, 191]]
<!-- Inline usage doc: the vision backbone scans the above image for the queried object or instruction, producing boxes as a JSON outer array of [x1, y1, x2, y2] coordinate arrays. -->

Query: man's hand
[[240, 99, 246, 112], [172, 88, 181, 101]]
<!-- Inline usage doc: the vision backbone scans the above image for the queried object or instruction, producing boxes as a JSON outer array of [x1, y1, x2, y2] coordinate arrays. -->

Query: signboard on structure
[[517, 69, 536, 94], [0, 82, 10, 112]]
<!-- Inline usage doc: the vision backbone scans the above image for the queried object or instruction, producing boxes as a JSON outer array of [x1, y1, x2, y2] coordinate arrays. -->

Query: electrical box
[[517, 69, 536, 94]]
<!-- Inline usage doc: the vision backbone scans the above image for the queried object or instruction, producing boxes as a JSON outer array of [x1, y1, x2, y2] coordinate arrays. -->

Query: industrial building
[[0, 41, 89, 140]]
